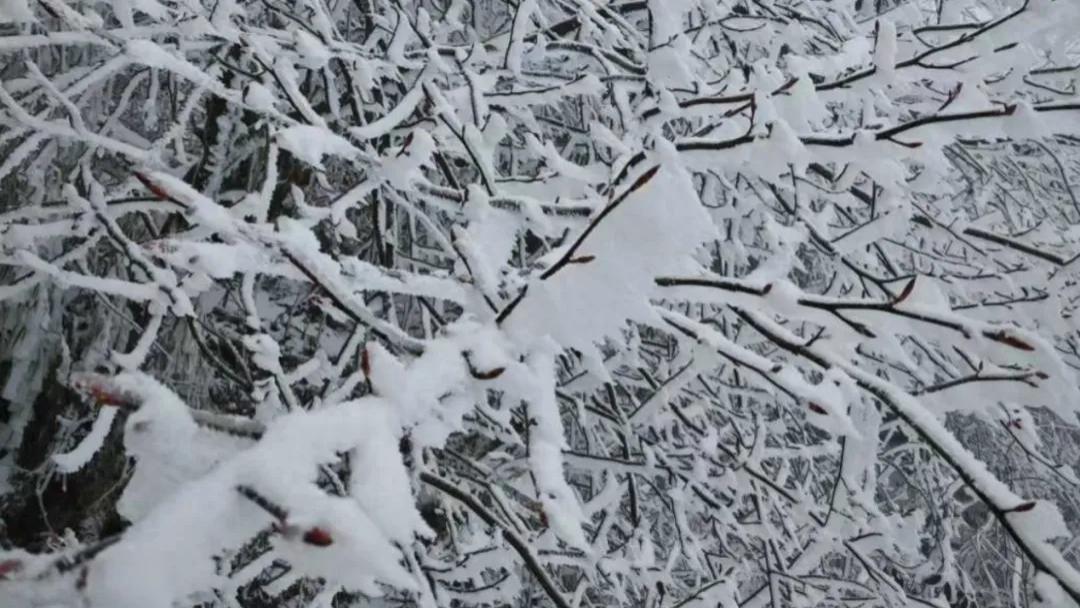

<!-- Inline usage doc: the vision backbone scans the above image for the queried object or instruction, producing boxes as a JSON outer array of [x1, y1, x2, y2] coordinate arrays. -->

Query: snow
[[111, 311, 163, 369], [525, 338, 589, 551], [0, 0, 32, 22], [873, 20, 897, 85], [1035, 571, 1079, 608], [505, 0, 538, 74], [124, 40, 239, 107], [294, 29, 331, 69], [504, 147, 715, 352], [350, 75, 427, 139], [52, 408, 118, 473], [648, 41, 695, 91], [54, 374, 433, 606], [243, 82, 277, 112], [275, 125, 359, 170], [243, 333, 285, 375], [347, 403, 433, 543]]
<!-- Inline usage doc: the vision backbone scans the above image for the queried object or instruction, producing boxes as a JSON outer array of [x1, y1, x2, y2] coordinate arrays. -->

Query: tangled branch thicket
[[3, 0, 1080, 607]]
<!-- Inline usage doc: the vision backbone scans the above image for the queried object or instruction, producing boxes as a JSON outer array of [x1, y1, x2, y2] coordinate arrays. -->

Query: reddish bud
[[807, 402, 828, 415], [302, 527, 334, 547], [1007, 501, 1037, 513], [396, 132, 415, 157], [73, 378, 139, 409], [986, 330, 1035, 352], [568, 255, 596, 265], [911, 215, 933, 228], [895, 278, 916, 304], [632, 165, 661, 193], [0, 559, 21, 579], [471, 366, 506, 380], [90, 386, 127, 407], [134, 172, 172, 201], [360, 347, 371, 378]]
